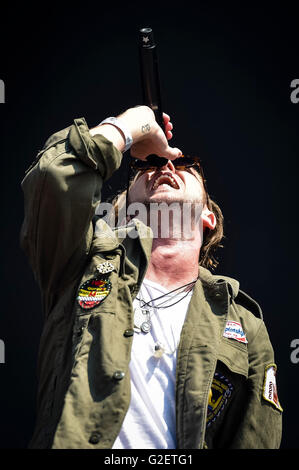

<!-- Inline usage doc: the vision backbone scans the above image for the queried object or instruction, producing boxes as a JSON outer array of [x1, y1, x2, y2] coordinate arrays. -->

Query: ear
[[202, 207, 216, 230]]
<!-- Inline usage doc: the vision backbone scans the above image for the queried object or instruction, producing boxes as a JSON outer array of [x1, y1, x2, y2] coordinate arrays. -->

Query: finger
[[165, 121, 173, 132], [164, 146, 183, 160], [164, 121, 173, 140], [166, 130, 173, 140], [163, 112, 170, 125]]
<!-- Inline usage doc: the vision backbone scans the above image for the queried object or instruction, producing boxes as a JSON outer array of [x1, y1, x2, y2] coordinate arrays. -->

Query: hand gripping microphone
[[138, 27, 168, 166]]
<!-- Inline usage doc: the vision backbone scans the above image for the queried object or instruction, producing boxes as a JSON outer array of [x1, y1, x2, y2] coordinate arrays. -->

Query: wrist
[[99, 117, 133, 152], [90, 116, 133, 153], [117, 106, 155, 143]]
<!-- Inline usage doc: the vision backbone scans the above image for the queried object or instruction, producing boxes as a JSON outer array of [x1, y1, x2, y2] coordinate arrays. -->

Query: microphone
[[138, 27, 168, 166]]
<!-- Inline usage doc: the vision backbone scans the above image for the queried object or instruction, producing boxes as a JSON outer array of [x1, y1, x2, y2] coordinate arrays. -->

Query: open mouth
[[152, 174, 180, 190]]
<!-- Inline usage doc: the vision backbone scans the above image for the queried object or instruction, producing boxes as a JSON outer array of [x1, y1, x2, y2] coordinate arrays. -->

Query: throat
[[146, 239, 200, 290]]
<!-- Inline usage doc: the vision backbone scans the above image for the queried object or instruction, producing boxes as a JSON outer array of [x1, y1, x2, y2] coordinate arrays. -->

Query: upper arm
[[230, 318, 283, 448], [20, 118, 122, 311]]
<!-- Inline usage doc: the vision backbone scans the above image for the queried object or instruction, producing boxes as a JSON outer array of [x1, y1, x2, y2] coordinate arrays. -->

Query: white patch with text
[[223, 320, 248, 344], [262, 364, 283, 412]]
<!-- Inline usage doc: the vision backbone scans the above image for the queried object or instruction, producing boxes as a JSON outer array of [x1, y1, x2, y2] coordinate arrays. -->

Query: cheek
[[184, 174, 203, 195], [128, 178, 146, 203]]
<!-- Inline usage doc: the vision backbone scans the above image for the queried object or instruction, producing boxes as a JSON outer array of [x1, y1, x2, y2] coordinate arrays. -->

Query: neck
[[146, 234, 201, 290]]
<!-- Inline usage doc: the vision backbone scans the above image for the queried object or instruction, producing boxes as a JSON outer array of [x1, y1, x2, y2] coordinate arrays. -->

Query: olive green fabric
[[20, 118, 282, 449]]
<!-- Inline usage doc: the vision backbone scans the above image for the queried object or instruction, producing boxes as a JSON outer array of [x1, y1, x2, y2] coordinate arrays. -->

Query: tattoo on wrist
[[141, 124, 151, 134]]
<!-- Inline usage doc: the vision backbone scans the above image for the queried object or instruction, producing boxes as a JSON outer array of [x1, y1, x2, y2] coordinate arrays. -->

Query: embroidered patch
[[223, 320, 248, 344], [77, 278, 112, 310], [207, 372, 234, 426], [96, 262, 115, 275], [262, 364, 283, 412]]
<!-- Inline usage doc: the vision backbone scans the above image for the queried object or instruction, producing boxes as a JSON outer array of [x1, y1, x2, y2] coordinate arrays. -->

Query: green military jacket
[[21, 118, 282, 449]]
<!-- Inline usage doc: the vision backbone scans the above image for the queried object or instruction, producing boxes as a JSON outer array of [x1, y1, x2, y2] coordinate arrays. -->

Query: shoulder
[[200, 268, 275, 361], [234, 288, 263, 319], [200, 266, 263, 320], [199, 267, 265, 344]]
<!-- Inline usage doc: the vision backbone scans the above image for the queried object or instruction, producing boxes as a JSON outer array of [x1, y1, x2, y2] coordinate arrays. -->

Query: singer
[[21, 105, 282, 449]]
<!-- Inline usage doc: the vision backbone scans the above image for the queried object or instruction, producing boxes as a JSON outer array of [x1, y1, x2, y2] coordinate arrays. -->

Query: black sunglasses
[[129, 155, 209, 195]]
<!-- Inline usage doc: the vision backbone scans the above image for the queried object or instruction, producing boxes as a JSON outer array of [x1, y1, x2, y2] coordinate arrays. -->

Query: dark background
[[0, 1, 298, 449]]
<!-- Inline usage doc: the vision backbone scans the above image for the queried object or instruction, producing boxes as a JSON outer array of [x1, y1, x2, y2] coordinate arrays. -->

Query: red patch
[[77, 278, 111, 310]]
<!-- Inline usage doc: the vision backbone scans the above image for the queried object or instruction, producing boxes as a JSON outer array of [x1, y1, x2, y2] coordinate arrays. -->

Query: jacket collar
[[199, 266, 240, 300]]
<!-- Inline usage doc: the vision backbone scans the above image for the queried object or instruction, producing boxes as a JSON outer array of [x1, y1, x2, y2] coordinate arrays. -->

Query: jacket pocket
[[205, 342, 249, 444], [217, 338, 249, 378], [71, 313, 92, 361]]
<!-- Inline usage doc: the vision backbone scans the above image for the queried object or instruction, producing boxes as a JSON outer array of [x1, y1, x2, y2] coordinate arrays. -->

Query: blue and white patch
[[223, 320, 248, 344], [207, 372, 234, 426]]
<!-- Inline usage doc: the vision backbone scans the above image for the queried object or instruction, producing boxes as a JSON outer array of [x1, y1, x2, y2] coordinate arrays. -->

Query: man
[[21, 105, 282, 449]]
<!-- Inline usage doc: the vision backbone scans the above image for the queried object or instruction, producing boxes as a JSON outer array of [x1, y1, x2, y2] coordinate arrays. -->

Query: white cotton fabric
[[112, 278, 193, 449]]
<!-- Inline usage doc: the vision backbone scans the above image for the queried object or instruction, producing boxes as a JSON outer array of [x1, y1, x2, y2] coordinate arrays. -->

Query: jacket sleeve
[[20, 118, 122, 314], [229, 319, 283, 448]]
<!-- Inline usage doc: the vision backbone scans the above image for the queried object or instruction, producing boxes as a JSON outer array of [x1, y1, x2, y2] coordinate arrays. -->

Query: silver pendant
[[134, 306, 151, 332], [140, 321, 151, 333]]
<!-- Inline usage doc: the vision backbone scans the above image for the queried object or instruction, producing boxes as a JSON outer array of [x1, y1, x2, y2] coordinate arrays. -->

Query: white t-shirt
[[112, 278, 193, 449]]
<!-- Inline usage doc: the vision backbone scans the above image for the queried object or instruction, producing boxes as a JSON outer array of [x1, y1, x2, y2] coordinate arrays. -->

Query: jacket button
[[113, 370, 125, 380], [77, 326, 84, 337], [124, 329, 134, 337], [89, 431, 101, 444]]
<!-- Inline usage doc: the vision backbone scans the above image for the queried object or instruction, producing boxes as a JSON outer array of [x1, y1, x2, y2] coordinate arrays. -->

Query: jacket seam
[[33, 148, 73, 282], [25, 138, 68, 175], [182, 342, 191, 448], [199, 354, 218, 448]]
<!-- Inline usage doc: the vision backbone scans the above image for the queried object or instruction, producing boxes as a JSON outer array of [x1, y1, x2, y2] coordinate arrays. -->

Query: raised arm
[[90, 106, 181, 160], [20, 106, 181, 315]]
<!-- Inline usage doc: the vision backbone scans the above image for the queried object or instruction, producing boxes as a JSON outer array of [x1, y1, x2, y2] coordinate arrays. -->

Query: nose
[[160, 160, 175, 173]]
